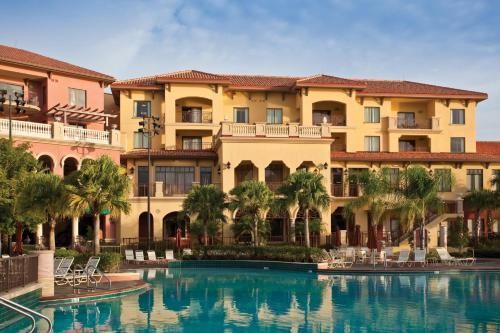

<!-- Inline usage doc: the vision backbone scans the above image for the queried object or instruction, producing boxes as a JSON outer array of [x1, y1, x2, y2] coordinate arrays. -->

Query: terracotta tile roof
[[476, 141, 500, 155], [331, 150, 500, 163], [111, 70, 487, 99], [0, 44, 114, 82], [121, 149, 217, 161], [358, 80, 487, 100], [156, 70, 230, 84], [296, 74, 366, 88]]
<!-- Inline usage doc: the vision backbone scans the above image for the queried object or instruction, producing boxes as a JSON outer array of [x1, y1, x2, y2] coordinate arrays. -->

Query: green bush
[[471, 247, 500, 258], [54, 249, 122, 272], [184, 245, 329, 263]]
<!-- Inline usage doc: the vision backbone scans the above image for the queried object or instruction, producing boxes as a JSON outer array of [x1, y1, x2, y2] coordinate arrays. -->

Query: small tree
[[229, 181, 274, 247], [464, 190, 498, 243], [183, 184, 227, 247], [278, 171, 329, 248], [448, 216, 469, 254], [67, 156, 131, 254]]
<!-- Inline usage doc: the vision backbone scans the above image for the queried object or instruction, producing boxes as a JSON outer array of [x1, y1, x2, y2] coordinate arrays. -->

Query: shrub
[[54, 249, 122, 272], [183, 245, 329, 263]]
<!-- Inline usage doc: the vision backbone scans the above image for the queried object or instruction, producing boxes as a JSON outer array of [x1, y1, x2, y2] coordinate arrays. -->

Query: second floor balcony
[[219, 122, 331, 139], [0, 118, 120, 146], [387, 116, 440, 131]]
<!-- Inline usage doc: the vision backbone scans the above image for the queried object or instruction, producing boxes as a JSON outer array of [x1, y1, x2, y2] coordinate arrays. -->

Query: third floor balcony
[[218, 122, 331, 139]]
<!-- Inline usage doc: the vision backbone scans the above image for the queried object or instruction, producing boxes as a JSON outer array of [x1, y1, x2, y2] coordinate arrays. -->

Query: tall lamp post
[[138, 114, 160, 250], [0, 90, 26, 143]]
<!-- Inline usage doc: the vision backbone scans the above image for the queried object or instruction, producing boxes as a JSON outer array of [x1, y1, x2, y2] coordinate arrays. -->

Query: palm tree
[[183, 184, 227, 246], [19, 173, 69, 250], [66, 156, 131, 254], [343, 168, 402, 247], [278, 171, 330, 248], [464, 190, 498, 242], [399, 167, 443, 249], [229, 181, 274, 247]]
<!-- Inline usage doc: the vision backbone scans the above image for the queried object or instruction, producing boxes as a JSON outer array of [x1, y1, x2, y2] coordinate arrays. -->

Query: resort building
[[0, 44, 121, 246], [112, 69, 500, 248]]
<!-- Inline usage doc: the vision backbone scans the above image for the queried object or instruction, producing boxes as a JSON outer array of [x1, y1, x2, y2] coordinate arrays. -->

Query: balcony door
[[182, 107, 202, 123], [182, 136, 202, 150], [399, 140, 416, 152], [397, 112, 416, 128], [313, 110, 331, 125]]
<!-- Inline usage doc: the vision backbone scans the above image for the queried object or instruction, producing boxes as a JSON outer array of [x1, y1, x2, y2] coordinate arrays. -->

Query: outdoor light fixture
[[129, 167, 135, 175], [316, 162, 328, 170], [222, 161, 231, 170]]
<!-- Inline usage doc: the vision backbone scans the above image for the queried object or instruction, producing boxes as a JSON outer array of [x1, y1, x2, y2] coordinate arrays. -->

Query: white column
[[32, 250, 54, 297], [72, 217, 79, 243], [36, 224, 43, 245]]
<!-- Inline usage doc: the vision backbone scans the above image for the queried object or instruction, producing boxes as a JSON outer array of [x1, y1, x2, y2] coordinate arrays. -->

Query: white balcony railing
[[0, 119, 119, 146], [63, 126, 110, 145], [219, 122, 329, 139], [0, 119, 51, 139]]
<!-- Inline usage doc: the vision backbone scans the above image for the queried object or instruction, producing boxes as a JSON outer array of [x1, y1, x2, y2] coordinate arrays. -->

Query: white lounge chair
[[327, 249, 353, 268], [183, 248, 193, 256], [135, 250, 145, 262], [124, 249, 135, 264], [54, 257, 75, 286], [54, 257, 63, 274], [71, 256, 101, 286], [165, 250, 175, 261], [376, 250, 388, 267], [436, 247, 474, 265], [389, 249, 410, 267], [409, 249, 427, 267], [147, 250, 169, 264]]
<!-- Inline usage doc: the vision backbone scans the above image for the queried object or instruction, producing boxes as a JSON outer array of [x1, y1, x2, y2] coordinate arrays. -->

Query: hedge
[[182, 245, 329, 263], [54, 249, 122, 272]]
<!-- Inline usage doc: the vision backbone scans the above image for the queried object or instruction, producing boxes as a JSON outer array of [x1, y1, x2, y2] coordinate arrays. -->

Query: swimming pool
[[8, 268, 500, 332]]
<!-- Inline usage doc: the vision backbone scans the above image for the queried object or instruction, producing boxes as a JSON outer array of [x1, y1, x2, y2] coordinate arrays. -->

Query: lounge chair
[[408, 249, 427, 267], [165, 250, 175, 261], [389, 249, 410, 267], [71, 256, 101, 286], [376, 250, 388, 267], [183, 248, 193, 256], [135, 250, 145, 262], [54, 257, 63, 274], [124, 249, 135, 264], [436, 247, 474, 266], [327, 249, 353, 268], [147, 250, 169, 264], [54, 257, 75, 286]]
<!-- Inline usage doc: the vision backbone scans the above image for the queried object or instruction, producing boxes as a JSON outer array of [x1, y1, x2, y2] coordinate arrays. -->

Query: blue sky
[[4, 0, 500, 139]]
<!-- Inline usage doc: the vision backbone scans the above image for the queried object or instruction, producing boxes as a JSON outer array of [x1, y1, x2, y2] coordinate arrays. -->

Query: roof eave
[[356, 92, 488, 101]]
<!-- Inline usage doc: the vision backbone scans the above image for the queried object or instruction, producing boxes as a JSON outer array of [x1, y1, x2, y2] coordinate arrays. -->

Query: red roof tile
[[331, 150, 500, 163], [0, 44, 114, 82], [111, 70, 487, 99], [296, 74, 366, 88], [358, 80, 487, 100], [121, 149, 217, 160], [476, 141, 500, 155], [156, 70, 230, 84]]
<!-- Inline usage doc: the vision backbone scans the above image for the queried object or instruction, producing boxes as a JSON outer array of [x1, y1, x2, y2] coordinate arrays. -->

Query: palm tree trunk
[[421, 210, 426, 250], [93, 214, 100, 255], [254, 216, 259, 247], [289, 218, 296, 244], [304, 208, 311, 248], [49, 218, 56, 251], [13, 222, 23, 255], [203, 222, 209, 246]]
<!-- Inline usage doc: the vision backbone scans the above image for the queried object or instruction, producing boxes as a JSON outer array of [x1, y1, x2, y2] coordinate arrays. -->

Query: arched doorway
[[38, 155, 54, 173], [266, 211, 289, 243], [138, 212, 154, 241], [63, 157, 79, 177], [162, 212, 189, 239], [331, 207, 347, 232]]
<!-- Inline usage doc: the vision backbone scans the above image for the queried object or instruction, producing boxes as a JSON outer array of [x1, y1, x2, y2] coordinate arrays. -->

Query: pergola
[[48, 103, 117, 127]]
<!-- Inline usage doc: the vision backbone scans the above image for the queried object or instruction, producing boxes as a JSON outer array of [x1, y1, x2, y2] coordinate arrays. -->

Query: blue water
[[7, 269, 500, 332]]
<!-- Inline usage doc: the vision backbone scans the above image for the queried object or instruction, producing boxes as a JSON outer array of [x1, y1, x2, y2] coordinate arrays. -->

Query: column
[[32, 250, 54, 297], [36, 224, 44, 246], [72, 217, 79, 245]]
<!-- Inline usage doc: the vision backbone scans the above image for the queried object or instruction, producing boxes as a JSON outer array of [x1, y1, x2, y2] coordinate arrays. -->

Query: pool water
[[8, 269, 500, 332]]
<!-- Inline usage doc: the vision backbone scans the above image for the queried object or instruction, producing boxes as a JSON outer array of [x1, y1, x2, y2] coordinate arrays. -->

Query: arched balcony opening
[[38, 155, 54, 173], [234, 161, 258, 187], [265, 161, 290, 192], [296, 161, 316, 173], [312, 101, 346, 126], [175, 97, 213, 124], [63, 157, 79, 177], [162, 212, 190, 239]]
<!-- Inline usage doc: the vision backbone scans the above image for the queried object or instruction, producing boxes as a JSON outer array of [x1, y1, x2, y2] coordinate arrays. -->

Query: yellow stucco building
[[111, 70, 499, 248]]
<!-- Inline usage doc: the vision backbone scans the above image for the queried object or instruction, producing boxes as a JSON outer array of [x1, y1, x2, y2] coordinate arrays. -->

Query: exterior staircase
[[397, 213, 462, 248]]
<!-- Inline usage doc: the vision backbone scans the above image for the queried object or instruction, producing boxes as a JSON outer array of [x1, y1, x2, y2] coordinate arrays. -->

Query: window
[[467, 169, 483, 191], [451, 137, 465, 153], [182, 136, 202, 150], [137, 166, 149, 196], [133, 132, 149, 149], [0, 82, 23, 96], [331, 168, 344, 196], [200, 167, 212, 185], [182, 107, 202, 123], [266, 108, 283, 124], [492, 170, 500, 191], [68, 88, 86, 107], [364, 136, 380, 152], [397, 112, 416, 128], [364, 107, 380, 123], [156, 166, 195, 194], [385, 168, 400, 188], [435, 169, 452, 192], [233, 107, 249, 123], [134, 101, 151, 117], [451, 109, 465, 124], [313, 110, 331, 125], [399, 140, 416, 152], [347, 168, 368, 197]]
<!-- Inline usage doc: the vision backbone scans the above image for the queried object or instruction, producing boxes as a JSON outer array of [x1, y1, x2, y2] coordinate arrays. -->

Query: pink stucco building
[[0, 44, 121, 246]]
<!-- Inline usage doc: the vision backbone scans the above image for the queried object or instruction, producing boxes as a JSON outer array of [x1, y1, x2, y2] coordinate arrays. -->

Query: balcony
[[176, 110, 213, 124], [330, 183, 360, 197], [387, 117, 440, 131], [134, 182, 220, 198], [0, 118, 120, 146], [165, 142, 215, 151], [219, 122, 331, 139]]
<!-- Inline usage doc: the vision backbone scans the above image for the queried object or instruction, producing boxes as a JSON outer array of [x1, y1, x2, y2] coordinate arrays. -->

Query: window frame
[[233, 107, 249, 123], [435, 169, 452, 192], [364, 106, 380, 124], [466, 169, 483, 191], [133, 131, 150, 149], [266, 108, 283, 124], [450, 109, 465, 125], [182, 136, 202, 150], [68, 87, 87, 108], [450, 137, 465, 153], [133, 100, 152, 118], [364, 136, 380, 152]]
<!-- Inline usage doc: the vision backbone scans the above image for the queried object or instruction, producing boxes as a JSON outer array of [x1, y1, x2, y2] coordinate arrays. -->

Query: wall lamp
[[129, 167, 135, 175], [316, 162, 328, 170], [217, 162, 231, 175]]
